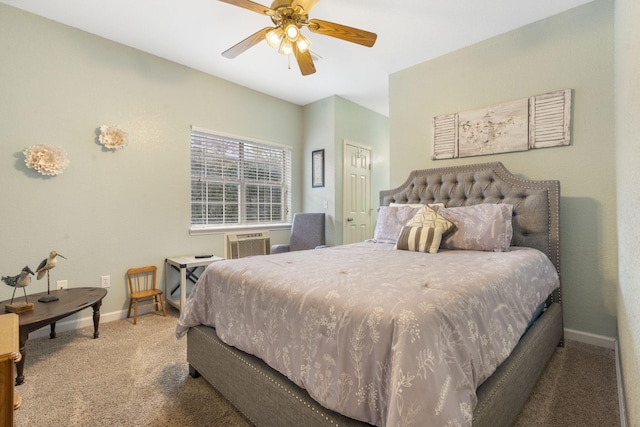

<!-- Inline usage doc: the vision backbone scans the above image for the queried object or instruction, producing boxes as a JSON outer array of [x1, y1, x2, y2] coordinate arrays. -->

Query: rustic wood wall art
[[432, 89, 572, 160]]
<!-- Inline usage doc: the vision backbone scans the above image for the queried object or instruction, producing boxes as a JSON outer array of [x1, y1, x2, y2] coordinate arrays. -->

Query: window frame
[[189, 127, 292, 234]]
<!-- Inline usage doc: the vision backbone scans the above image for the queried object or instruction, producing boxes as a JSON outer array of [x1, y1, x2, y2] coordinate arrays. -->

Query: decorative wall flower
[[23, 144, 70, 176], [99, 125, 129, 150]]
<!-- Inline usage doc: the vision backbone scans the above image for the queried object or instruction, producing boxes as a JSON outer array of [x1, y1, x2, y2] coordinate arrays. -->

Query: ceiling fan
[[219, 0, 377, 76]]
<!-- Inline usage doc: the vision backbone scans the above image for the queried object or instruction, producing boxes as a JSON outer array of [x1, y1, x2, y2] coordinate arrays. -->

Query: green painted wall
[[389, 0, 617, 338]]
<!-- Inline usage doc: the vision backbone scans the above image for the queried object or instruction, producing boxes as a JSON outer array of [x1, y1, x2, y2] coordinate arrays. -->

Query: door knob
[[347, 217, 354, 222]]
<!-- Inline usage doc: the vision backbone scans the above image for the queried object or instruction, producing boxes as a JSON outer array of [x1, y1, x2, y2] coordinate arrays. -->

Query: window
[[190, 128, 292, 230]]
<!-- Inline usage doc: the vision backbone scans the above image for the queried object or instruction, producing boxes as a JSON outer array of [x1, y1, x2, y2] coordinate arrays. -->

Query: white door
[[343, 142, 372, 244]]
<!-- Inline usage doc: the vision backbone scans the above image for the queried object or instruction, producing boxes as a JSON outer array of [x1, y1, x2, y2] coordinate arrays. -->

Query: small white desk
[[164, 255, 224, 310]]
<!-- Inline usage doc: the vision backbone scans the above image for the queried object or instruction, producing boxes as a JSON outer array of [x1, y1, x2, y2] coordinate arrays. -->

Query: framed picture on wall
[[312, 149, 324, 188]]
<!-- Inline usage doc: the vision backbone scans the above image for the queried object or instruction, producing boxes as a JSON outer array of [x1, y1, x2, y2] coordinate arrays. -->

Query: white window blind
[[190, 128, 292, 229]]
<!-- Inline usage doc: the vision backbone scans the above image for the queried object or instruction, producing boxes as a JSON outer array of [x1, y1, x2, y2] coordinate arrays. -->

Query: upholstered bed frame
[[187, 162, 563, 427]]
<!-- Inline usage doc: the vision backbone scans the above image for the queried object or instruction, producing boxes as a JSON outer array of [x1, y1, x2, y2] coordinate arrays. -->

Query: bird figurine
[[2, 265, 35, 304], [36, 250, 67, 303], [36, 250, 67, 280]]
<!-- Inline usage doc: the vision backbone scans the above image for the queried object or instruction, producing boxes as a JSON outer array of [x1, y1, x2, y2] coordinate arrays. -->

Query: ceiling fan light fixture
[[279, 38, 293, 56], [284, 23, 299, 41], [266, 27, 284, 48], [296, 33, 311, 52]]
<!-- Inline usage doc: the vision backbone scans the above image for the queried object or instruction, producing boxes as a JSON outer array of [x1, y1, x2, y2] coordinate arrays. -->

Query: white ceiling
[[2, 0, 593, 116]]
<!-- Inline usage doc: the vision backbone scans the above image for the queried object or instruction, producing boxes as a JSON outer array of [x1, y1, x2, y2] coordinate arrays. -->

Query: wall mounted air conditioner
[[225, 231, 271, 259]]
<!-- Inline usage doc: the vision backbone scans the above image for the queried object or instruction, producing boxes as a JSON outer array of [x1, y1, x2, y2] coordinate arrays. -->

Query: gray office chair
[[271, 213, 326, 254]]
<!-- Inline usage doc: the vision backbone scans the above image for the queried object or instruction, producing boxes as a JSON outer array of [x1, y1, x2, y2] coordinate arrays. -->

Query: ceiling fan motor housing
[[269, 0, 309, 29]]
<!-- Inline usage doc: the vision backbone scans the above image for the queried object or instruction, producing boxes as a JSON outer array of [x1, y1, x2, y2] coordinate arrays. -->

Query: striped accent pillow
[[395, 225, 444, 254]]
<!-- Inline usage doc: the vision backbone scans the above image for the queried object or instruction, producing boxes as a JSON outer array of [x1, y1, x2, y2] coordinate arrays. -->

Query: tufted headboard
[[380, 162, 561, 301]]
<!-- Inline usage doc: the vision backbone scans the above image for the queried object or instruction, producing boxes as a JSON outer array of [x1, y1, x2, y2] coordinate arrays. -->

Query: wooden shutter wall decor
[[432, 89, 572, 160]]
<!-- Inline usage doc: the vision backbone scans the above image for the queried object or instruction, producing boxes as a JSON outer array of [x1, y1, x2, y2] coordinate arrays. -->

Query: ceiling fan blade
[[293, 44, 316, 76], [222, 27, 272, 59], [308, 19, 377, 47], [218, 0, 274, 16], [291, 0, 319, 14]]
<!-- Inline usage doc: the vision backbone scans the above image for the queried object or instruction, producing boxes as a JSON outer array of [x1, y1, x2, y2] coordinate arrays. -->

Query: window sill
[[190, 223, 292, 236]]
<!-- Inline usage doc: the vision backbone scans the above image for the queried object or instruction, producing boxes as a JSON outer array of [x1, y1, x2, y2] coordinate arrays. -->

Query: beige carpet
[[513, 338, 620, 427], [13, 308, 619, 426]]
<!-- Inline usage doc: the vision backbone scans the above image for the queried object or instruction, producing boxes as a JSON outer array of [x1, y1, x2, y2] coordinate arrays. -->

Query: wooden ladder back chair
[[126, 266, 166, 325]]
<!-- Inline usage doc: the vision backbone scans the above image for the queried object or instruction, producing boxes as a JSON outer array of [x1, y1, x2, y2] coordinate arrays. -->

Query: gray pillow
[[373, 206, 421, 243], [437, 204, 514, 252]]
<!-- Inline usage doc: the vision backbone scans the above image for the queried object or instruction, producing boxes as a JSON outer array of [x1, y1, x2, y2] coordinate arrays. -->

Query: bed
[[177, 162, 563, 427]]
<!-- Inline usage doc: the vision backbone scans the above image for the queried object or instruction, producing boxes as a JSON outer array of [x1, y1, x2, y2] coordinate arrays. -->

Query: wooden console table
[[0, 287, 107, 385], [0, 313, 21, 426]]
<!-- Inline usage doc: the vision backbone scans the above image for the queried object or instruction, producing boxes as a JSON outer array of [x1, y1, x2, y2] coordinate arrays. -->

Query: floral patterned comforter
[[176, 242, 559, 426]]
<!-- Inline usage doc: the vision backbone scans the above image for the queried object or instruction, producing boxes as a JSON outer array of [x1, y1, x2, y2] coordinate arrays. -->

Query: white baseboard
[[564, 328, 616, 349], [27, 309, 130, 340]]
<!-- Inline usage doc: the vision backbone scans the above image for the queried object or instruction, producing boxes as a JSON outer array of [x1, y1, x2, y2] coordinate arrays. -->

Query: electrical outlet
[[56, 280, 67, 290], [101, 275, 110, 288]]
